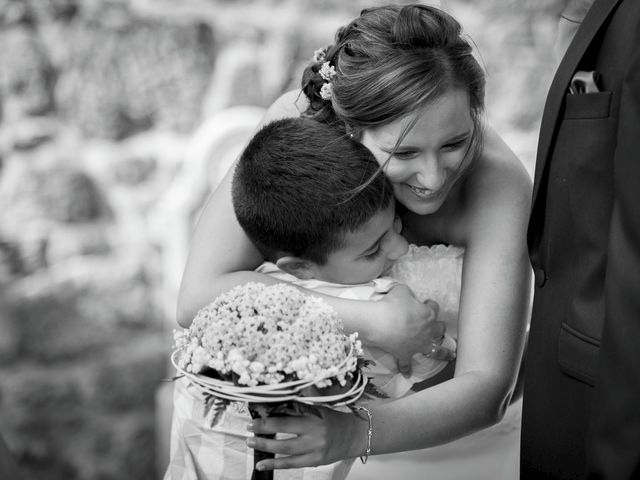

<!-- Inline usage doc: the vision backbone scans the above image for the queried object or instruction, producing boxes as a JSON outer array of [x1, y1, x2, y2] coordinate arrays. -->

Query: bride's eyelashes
[[442, 136, 470, 152], [385, 137, 470, 161], [392, 150, 418, 160]]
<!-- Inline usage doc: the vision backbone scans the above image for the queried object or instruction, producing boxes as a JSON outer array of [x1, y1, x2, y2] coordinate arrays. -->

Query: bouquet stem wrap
[[249, 404, 278, 480]]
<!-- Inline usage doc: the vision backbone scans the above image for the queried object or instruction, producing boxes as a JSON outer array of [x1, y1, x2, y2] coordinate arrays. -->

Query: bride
[[176, 3, 531, 475]]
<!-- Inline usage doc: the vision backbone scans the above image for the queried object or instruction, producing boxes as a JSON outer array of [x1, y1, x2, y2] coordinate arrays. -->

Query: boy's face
[[311, 204, 409, 284]]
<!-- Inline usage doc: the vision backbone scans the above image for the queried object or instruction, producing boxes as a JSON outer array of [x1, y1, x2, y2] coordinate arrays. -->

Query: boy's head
[[232, 117, 408, 284]]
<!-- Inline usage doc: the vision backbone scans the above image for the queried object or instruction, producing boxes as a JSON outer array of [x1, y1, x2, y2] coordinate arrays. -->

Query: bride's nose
[[416, 156, 446, 192]]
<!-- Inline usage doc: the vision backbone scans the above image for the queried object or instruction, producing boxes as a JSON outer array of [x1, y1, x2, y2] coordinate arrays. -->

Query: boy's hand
[[377, 284, 444, 375]]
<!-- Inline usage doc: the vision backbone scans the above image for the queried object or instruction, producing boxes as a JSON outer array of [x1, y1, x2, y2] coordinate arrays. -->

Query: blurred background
[[0, 0, 566, 478]]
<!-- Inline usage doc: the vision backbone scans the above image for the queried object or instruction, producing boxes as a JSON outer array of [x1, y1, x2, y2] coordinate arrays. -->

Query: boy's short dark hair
[[232, 117, 393, 264]]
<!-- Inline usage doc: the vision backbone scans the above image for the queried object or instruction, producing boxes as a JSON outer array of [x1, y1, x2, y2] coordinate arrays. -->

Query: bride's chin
[[408, 203, 442, 216]]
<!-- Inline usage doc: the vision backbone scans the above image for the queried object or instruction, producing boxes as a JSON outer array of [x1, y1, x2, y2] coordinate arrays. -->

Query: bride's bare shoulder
[[468, 125, 532, 204], [452, 125, 533, 248], [487, 126, 530, 175]]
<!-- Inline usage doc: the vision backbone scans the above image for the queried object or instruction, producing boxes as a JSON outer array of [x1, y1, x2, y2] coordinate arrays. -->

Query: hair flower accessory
[[318, 61, 337, 101], [319, 61, 337, 81], [319, 82, 333, 101], [313, 47, 327, 63]]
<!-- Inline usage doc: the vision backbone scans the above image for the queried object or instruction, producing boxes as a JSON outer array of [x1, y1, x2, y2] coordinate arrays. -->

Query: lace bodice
[[388, 244, 464, 337]]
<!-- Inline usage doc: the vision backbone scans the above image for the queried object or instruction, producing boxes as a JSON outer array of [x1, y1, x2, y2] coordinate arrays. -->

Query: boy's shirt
[[256, 261, 398, 299]]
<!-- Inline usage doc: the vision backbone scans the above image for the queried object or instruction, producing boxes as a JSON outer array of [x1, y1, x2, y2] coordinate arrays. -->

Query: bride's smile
[[406, 183, 444, 200]]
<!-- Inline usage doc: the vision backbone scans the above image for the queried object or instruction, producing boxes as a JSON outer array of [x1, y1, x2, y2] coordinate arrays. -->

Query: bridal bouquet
[[171, 282, 367, 480]]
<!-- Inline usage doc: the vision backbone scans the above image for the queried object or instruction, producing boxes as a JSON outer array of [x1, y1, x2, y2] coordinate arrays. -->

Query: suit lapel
[[531, 0, 622, 205]]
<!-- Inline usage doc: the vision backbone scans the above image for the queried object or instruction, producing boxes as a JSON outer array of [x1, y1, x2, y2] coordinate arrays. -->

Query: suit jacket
[[526, 0, 640, 478]]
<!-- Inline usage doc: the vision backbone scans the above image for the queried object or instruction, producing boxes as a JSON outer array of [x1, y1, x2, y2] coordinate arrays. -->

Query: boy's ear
[[276, 256, 317, 280]]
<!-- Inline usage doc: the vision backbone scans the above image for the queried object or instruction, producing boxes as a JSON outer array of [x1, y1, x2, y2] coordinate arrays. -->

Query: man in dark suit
[[522, 0, 640, 478]]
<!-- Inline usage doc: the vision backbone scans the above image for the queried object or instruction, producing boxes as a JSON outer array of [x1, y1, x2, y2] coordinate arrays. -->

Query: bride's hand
[[374, 284, 444, 374], [247, 405, 367, 470]]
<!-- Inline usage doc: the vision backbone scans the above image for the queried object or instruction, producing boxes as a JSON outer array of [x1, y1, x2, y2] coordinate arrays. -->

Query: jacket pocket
[[558, 322, 600, 386], [564, 91, 612, 119]]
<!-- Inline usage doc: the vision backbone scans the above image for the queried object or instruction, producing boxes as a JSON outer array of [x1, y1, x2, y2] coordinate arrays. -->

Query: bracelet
[[354, 406, 372, 464]]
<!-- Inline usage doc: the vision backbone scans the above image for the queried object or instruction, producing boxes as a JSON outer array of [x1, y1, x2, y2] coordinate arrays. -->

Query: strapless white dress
[[389, 244, 464, 338]]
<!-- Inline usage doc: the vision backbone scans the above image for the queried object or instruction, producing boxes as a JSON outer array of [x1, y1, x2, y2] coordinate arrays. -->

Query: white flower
[[313, 47, 327, 63], [320, 83, 333, 101], [250, 362, 265, 374], [319, 62, 336, 81]]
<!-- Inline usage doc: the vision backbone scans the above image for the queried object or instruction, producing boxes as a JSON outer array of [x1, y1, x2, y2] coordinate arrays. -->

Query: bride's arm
[[176, 90, 302, 327], [453, 124, 532, 405], [248, 125, 533, 466], [176, 91, 443, 367], [373, 127, 532, 449]]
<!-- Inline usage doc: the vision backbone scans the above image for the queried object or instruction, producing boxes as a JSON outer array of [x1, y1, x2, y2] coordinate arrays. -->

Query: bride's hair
[[301, 3, 485, 148]]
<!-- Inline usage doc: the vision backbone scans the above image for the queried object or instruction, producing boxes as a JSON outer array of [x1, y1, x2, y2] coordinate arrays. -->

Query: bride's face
[[360, 89, 475, 216]]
